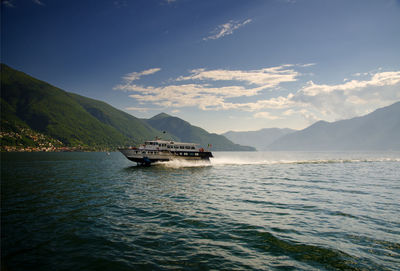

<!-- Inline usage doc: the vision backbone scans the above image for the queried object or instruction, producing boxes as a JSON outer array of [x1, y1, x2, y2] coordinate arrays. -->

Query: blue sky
[[2, 0, 400, 133]]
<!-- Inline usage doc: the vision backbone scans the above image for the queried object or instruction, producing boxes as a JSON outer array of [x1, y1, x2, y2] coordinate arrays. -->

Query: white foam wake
[[154, 153, 400, 168], [156, 159, 212, 168], [210, 157, 400, 166]]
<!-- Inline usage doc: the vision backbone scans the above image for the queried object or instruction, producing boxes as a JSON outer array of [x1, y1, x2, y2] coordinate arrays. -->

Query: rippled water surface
[[2, 151, 400, 270]]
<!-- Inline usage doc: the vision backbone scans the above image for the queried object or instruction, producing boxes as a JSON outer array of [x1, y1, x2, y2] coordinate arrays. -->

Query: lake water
[[1, 151, 400, 270]]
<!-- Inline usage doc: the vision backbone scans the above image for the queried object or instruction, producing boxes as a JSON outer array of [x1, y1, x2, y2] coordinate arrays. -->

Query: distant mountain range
[[224, 102, 400, 151], [146, 113, 254, 151], [267, 102, 400, 150], [0, 64, 253, 151], [223, 128, 295, 151]]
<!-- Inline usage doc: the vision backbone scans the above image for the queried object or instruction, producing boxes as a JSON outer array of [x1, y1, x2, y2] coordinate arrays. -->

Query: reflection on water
[[2, 151, 400, 270]]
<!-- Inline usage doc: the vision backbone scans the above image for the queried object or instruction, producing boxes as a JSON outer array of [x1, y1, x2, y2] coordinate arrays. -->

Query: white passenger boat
[[118, 139, 213, 166]]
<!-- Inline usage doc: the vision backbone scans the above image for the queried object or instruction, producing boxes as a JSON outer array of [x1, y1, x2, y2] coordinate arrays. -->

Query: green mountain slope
[[67, 92, 176, 143], [1, 64, 167, 150], [146, 113, 255, 151]]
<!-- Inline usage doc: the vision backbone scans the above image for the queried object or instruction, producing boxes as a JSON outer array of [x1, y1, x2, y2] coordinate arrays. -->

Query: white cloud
[[177, 65, 299, 87], [291, 70, 400, 120], [220, 95, 295, 112], [114, 1, 128, 8], [283, 108, 319, 124], [115, 65, 400, 125], [122, 83, 266, 110], [114, 65, 302, 111], [33, 0, 45, 6], [2, 0, 45, 7], [203, 19, 252, 41], [299, 63, 316, 68], [299, 71, 400, 96], [254, 112, 281, 120], [2, 0, 15, 7], [122, 68, 161, 83]]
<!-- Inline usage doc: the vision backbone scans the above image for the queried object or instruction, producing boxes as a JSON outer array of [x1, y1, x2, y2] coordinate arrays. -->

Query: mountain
[[268, 101, 400, 150], [1, 64, 253, 151], [223, 128, 295, 151], [146, 113, 255, 151], [0, 64, 171, 150]]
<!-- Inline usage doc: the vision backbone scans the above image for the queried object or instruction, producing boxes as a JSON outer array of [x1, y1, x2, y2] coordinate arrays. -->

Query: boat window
[[180, 146, 184, 149], [184, 153, 188, 156], [174, 146, 178, 149], [167, 145, 170, 148], [195, 153, 199, 156], [185, 146, 190, 149], [191, 146, 195, 149]]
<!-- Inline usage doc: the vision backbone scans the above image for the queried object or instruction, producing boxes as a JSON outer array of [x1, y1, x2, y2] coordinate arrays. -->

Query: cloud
[[33, 0, 45, 6], [177, 65, 299, 87], [2, 0, 15, 7], [115, 66, 400, 125], [290, 70, 400, 121], [254, 112, 281, 120], [300, 63, 316, 67], [216, 95, 296, 112], [2, 0, 45, 7], [119, 83, 267, 110], [114, 0, 127, 8], [114, 65, 302, 111], [299, 71, 400, 97], [122, 68, 161, 83], [203, 19, 252, 41]]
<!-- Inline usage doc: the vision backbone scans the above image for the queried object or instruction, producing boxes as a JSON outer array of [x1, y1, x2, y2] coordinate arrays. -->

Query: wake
[[211, 157, 400, 166], [155, 157, 400, 168]]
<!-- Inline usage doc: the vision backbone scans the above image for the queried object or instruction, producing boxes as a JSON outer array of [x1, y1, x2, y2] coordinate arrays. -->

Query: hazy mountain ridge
[[268, 101, 400, 150], [223, 128, 295, 151], [146, 113, 255, 151]]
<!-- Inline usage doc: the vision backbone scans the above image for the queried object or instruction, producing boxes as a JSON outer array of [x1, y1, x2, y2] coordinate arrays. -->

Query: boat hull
[[118, 148, 213, 166]]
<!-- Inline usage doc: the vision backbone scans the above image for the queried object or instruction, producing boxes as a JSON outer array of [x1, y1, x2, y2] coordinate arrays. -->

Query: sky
[[2, 0, 400, 133]]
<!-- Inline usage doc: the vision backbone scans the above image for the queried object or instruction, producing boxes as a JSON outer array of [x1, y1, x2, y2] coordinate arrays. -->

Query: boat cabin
[[141, 140, 198, 152]]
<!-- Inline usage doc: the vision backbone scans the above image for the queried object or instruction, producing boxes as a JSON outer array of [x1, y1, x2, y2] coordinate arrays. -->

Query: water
[[1, 151, 400, 270]]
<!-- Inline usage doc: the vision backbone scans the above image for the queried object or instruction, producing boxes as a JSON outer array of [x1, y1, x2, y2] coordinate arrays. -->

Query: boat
[[118, 139, 213, 166]]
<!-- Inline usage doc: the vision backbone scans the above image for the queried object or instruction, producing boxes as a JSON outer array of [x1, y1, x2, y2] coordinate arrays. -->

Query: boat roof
[[145, 139, 198, 146]]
